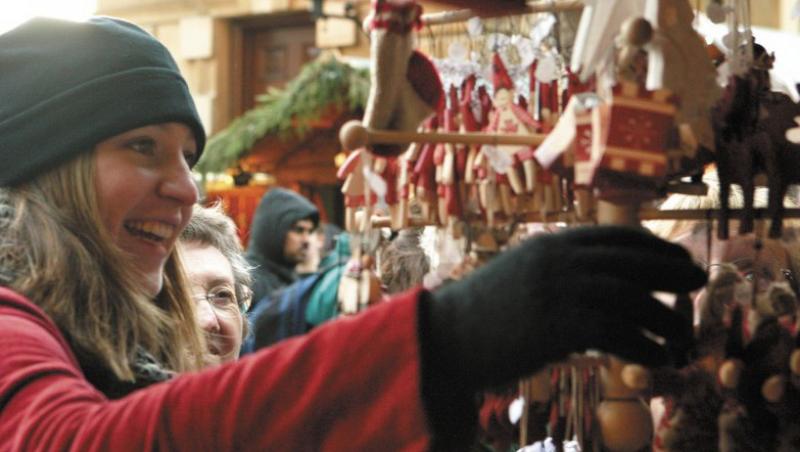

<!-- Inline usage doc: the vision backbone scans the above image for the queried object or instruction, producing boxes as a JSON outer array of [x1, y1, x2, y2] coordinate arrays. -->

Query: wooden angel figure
[[337, 249, 382, 316], [459, 74, 491, 187], [337, 149, 371, 233], [411, 115, 440, 224], [393, 145, 416, 229], [372, 155, 403, 230], [433, 85, 464, 233], [482, 52, 534, 197], [362, 0, 444, 157]]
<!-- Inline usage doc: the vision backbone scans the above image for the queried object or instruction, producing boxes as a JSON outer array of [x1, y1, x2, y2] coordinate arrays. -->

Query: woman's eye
[[209, 288, 236, 307], [127, 137, 157, 155], [183, 150, 198, 167]]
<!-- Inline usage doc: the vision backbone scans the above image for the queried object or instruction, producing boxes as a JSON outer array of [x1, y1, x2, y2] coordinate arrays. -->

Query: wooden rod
[[369, 208, 800, 228], [339, 120, 546, 151], [421, 0, 584, 26]]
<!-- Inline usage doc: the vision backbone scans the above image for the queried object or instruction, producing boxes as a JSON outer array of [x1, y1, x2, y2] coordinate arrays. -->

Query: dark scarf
[[79, 346, 174, 399]]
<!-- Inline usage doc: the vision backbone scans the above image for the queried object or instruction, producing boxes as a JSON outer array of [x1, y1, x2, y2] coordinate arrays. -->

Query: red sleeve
[[0, 287, 431, 451]]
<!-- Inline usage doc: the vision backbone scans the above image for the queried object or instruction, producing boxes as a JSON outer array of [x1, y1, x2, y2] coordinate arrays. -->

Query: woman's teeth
[[124, 221, 174, 242]]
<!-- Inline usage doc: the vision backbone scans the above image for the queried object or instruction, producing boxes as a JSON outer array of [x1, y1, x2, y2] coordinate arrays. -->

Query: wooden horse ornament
[[361, 0, 444, 157], [713, 43, 800, 239]]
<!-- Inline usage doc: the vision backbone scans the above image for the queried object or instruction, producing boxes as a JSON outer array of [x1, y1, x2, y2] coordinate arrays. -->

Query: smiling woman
[[0, 13, 708, 452]]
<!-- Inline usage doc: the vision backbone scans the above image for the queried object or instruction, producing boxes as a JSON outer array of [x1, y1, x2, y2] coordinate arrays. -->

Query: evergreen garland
[[195, 55, 370, 174]]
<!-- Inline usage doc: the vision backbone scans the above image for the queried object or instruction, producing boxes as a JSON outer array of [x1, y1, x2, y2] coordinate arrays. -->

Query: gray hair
[[180, 203, 253, 312]]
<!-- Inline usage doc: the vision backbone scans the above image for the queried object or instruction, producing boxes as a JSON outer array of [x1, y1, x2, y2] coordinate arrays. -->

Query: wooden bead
[[596, 400, 653, 452], [621, 364, 650, 391], [719, 359, 743, 389], [761, 375, 786, 403], [790, 349, 800, 376], [340, 120, 369, 151], [621, 17, 653, 48]]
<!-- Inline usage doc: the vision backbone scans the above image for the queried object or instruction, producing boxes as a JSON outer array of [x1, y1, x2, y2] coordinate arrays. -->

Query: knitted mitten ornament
[[362, 0, 444, 156]]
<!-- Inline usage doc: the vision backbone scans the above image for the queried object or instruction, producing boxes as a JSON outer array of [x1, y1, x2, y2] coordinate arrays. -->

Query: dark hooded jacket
[[246, 188, 319, 309]]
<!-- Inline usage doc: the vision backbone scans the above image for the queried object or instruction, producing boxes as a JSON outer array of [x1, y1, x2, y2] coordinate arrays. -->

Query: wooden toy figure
[[644, 0, 720, 158], [338, 149, 371, 233], [591, 80, 678, 203], [460, 74, 492, 187], [411, 115, 440, 224], [361, 0, 444, 157], [482, 52, 536, 198], [435, 85, 464, 232]]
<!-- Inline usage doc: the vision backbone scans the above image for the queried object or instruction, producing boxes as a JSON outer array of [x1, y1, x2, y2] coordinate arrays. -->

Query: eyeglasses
[[706, 261, 797, 294], [192, 286, 241, 312]]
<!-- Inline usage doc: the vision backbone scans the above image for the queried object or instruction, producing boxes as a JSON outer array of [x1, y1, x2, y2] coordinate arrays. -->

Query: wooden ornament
[[791, 349, 800, 376], [596, 399, 653, 452], [718, 359, 744, 389], [761, 374, 786, 403], [621, 364, 650, 391], [361, 0, 443, 156]]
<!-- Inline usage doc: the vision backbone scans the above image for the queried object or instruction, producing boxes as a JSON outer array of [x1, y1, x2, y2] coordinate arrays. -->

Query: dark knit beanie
[[0, 16, 206, 186]]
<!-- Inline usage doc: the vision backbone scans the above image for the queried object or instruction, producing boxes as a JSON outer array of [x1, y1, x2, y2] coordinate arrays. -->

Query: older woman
[[0, 16, 704, 451], [180, 204, 252, 365]]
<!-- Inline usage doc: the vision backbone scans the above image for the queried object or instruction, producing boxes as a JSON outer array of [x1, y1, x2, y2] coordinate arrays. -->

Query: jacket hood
[[246, 188, 319, 267]]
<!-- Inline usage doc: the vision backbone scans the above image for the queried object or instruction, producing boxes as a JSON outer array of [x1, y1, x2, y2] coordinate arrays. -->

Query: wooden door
[[240, 14, 317, 111]]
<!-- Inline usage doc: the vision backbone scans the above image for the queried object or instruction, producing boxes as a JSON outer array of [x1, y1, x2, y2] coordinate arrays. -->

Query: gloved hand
[[420, 225, 707, 392]]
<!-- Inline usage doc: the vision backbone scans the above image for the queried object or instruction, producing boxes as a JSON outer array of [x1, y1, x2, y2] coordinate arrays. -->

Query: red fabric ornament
[[492, 53, 514, 93]]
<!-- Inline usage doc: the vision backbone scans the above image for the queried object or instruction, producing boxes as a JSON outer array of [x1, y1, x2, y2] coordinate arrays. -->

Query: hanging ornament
[[447, 40, 468, 61], [706, 0, 728, 24], [534, 53, 560, 84], [361, 0, 444, 157], [528, 13, 557, 48], [466, 16, 483, 38], [516, 37, 536, 67]]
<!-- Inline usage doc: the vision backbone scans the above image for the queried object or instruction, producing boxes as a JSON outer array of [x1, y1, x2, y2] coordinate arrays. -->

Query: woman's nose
[[196, 299, 220, 333], [159, 161, 199, 206]]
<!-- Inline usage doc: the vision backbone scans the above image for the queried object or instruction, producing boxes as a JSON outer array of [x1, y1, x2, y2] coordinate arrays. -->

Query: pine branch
[[195, 55, 369, 174]]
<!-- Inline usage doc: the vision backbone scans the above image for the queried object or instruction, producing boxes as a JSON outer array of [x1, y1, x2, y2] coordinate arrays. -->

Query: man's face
[[284, 219, 315, 265]]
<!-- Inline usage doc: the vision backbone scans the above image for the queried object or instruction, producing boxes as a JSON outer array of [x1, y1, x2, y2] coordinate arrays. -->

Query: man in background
[[246, 187, 319, 310]]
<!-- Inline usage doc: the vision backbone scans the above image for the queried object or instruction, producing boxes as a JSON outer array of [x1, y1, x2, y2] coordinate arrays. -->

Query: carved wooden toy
[[589, 81, 678, 203], [411, 115, 440, 224], [362, 0, 443, 156], [645, 0, 720, 157], [337, 149, 372, 233], [435, 85, 464, 232], [481, 52, 531, 197]]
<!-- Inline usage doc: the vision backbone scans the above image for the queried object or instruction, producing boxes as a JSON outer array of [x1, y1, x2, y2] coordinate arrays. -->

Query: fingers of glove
[[553, 225, 694, 259], [565, 276, 692, 347], [595, 323, 672, 367], [563, 247, 707, 293]]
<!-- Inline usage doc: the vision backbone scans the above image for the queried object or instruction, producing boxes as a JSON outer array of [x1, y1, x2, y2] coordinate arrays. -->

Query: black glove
[[419, 226, 706, 416], [419, 226, 706, 447]]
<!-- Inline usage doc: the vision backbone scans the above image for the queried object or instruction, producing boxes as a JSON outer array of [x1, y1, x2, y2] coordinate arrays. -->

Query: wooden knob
[[596, 400, 653, 452], [761, 375, 786, 403], [719, 359, 744, 389], [621, 364, 650, 391], [790, 349, 800, 376], [621, 17, 653, 47], [340, 120, 369, 151]]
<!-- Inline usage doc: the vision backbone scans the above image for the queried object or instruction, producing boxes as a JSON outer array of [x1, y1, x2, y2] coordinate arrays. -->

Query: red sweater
[[0, 287, 431, 451]]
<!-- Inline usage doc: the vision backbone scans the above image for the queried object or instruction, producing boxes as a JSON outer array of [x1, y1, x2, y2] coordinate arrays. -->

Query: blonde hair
[[0, 151, 204, 381]]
